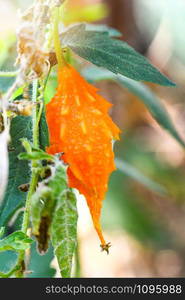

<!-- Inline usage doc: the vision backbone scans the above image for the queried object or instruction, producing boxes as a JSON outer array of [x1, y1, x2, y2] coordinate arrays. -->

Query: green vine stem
[[32, 79, 40, 148], [15, 79, 44, 277]]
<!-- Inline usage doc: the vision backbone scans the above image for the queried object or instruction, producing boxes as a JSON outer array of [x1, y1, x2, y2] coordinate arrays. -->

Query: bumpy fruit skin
[[46, 64, 120, 249]]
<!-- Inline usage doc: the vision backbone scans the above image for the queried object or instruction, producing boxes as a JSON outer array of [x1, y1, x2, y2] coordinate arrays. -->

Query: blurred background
[[1, 0, 185, 277]]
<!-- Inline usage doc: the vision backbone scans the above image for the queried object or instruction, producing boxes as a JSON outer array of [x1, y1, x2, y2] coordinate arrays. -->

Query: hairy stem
[[32, 79, 40, 148], [15, 79, 42, 277]]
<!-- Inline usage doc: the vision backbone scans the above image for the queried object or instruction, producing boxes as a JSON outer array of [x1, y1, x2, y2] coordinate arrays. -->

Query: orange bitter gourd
[[46, 64, 120, 252]]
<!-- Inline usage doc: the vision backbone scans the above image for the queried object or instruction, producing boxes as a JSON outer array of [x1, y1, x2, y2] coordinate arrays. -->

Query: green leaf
[[115, 159, 167, 195], [0, 251, 17, 274], [31, 185, 56, 254], [44, 73, 57, 104], [62, 24, 175, 86], [30, 161, 68, 254], [31, 186, 53, 237], [39, 109, 49, 150], [51, 190, 78, 278], [30, 160, 78, 277], [82, 66, 185, 148], [28, 242, 55, 278], [85, 24, 122, 37], [0, 231, 33, 252], [48, 162, 68, 198], [31, 162, 67, 235], [0, 116, 32, 227], [12, 85, 25, 101]]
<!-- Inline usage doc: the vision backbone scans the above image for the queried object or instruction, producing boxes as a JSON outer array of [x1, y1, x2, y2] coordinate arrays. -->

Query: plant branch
[[15, 79, 43, 277]]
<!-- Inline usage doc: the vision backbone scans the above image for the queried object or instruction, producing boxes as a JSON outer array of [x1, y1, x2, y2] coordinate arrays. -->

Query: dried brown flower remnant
[[16, 1, 51, 79], [15, 0, 68, 80], [8, 101, 36, 116]]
